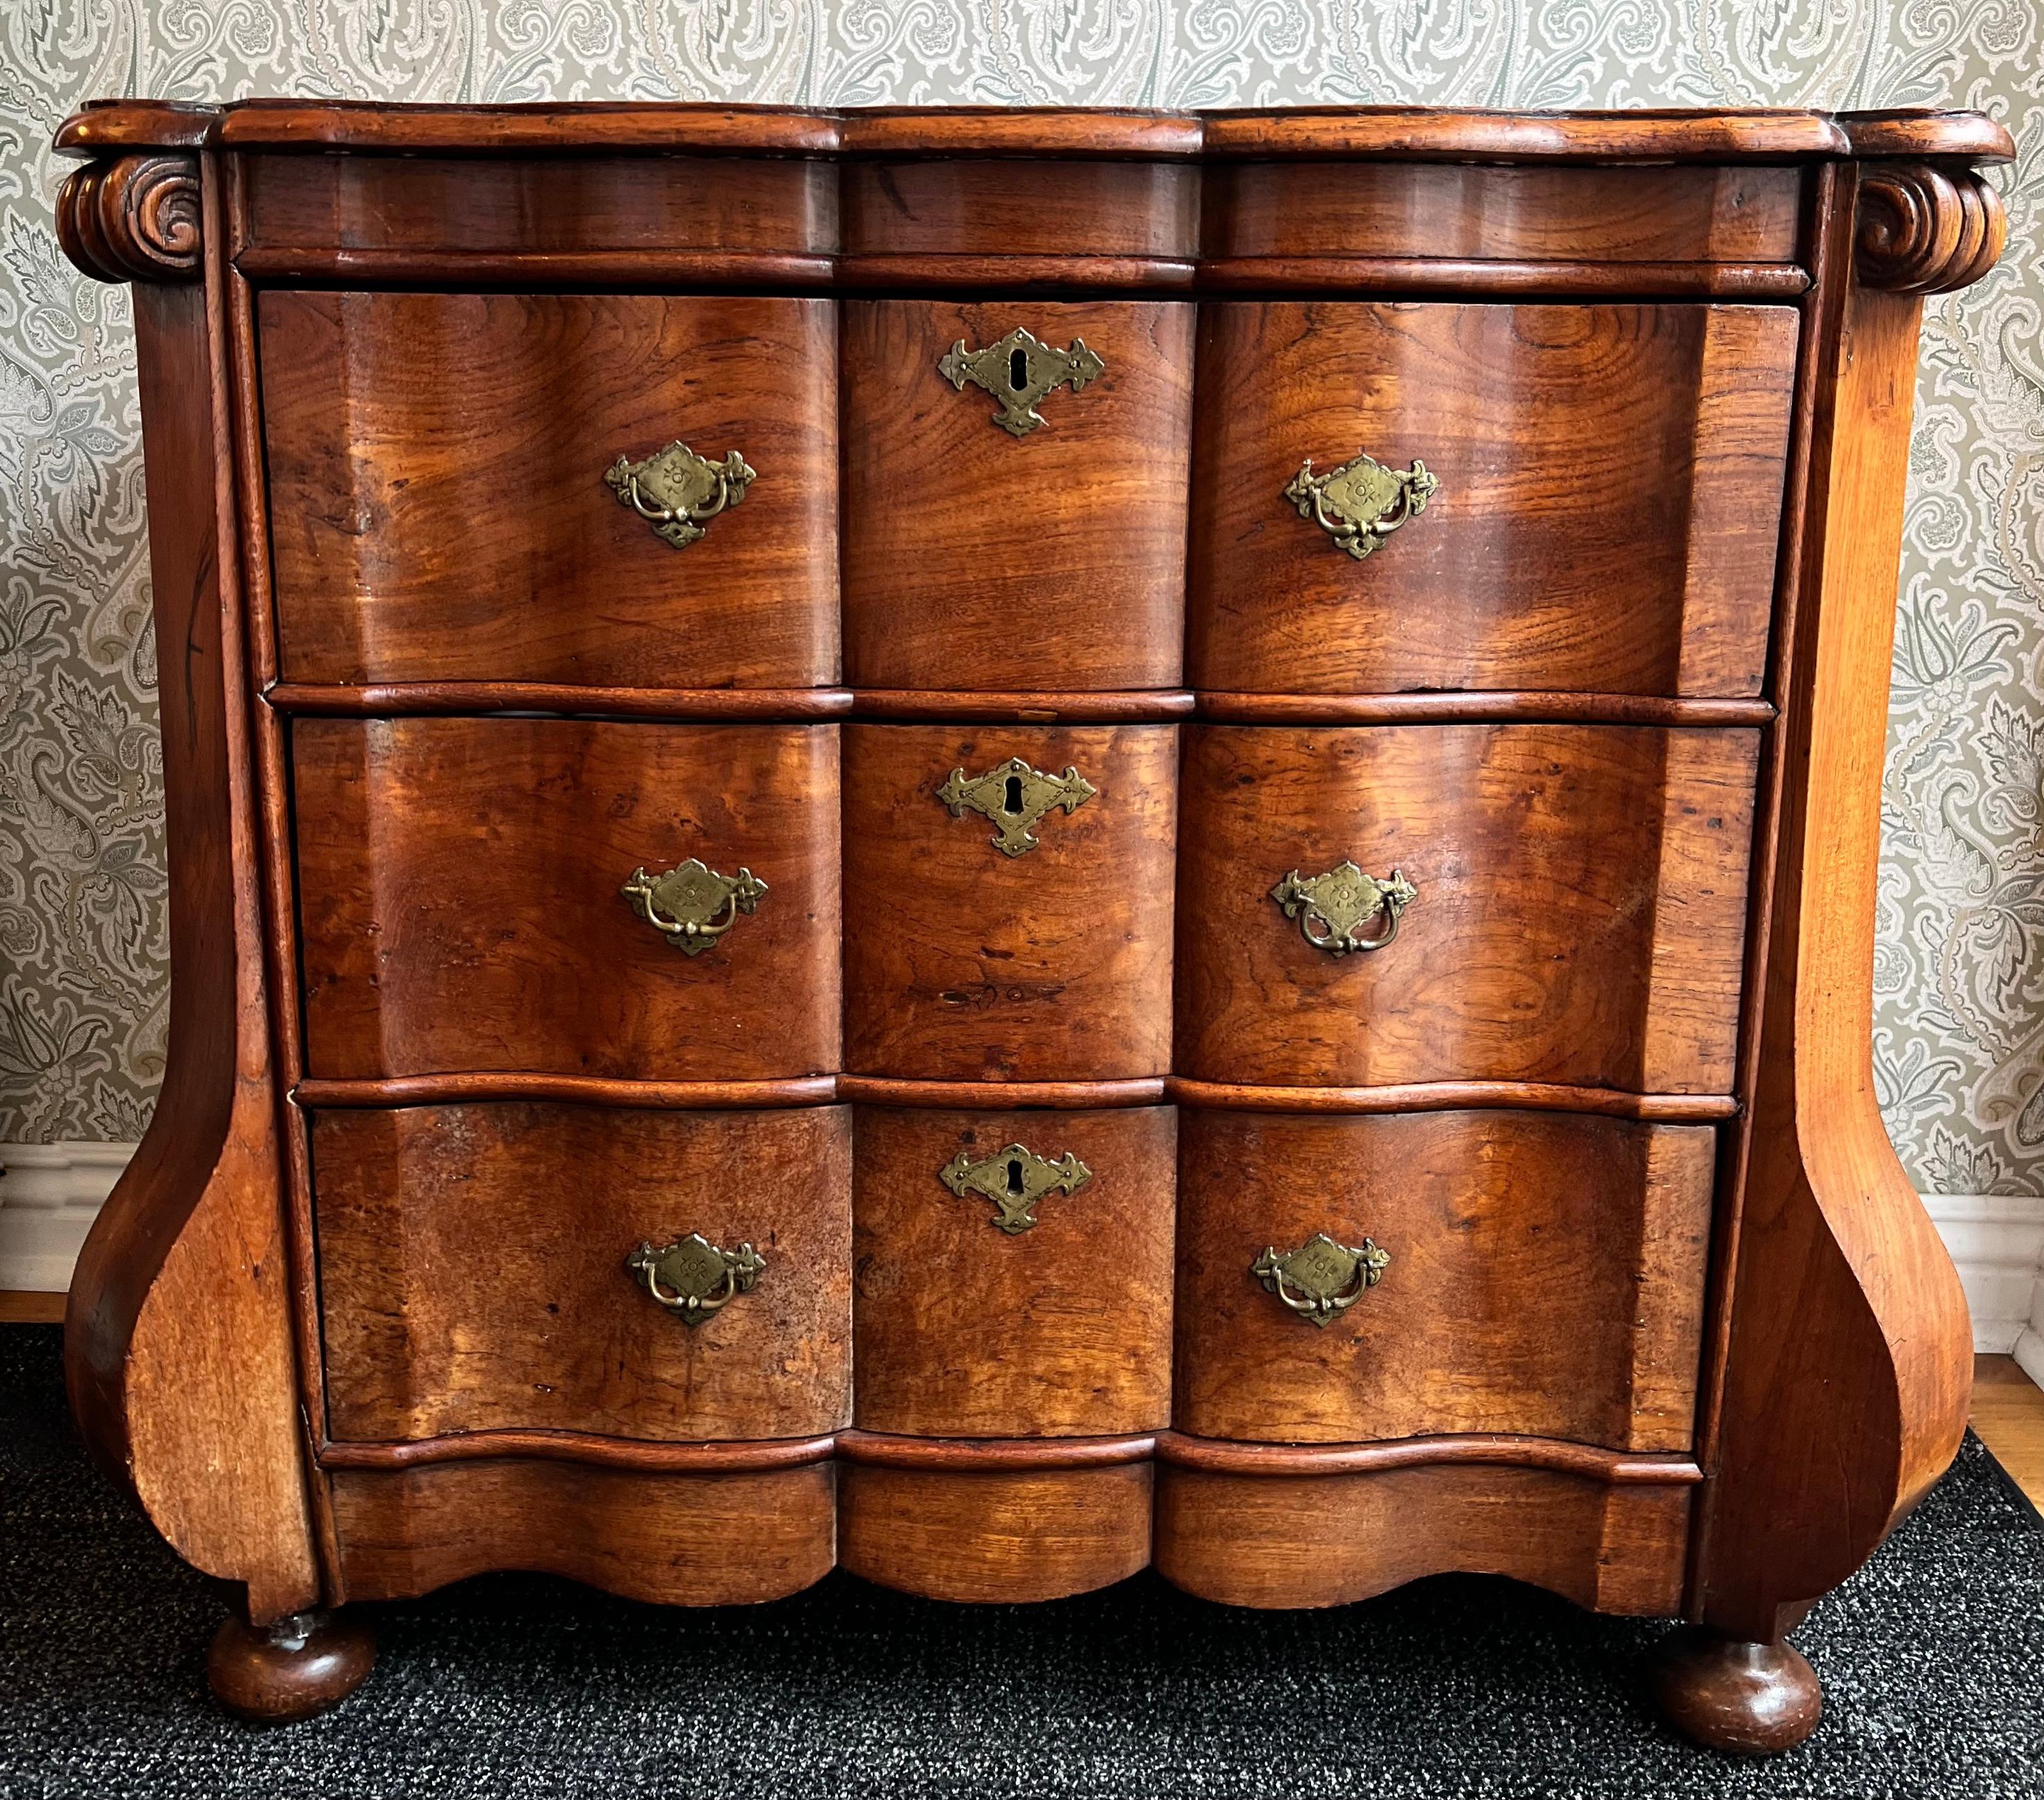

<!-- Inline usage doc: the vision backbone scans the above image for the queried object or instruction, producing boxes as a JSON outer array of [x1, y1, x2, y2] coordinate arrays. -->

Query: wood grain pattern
[[1195, 260, 1808, 298], [1174, 724, 1760, 1093], [266, 684, 854, 721], [1205, 164, 1803, 264], [63, 176, 321, 1626], [1690, 273, 1974, 1638], [1197, 108, 1847, 161], [1172, 1109, 1713, 1448], [1189, 303, 1797, 697], [313, 1103, 850, 1442], [851, 1105, 1175, 1437], [293, 718, 841, 1082], [839, 1463, 1151, 1602], [842, 159, 1198, 260], [320, 1431, 838, 1472], [261, 292, 838, 688], [1166, 1078, 1738, 1119], [1157, 1432, 1700, 1482], [243, 154, 836, 256], [331, 1462, 836, 1605], [841, 299, 1192, 691], [843, 725, 1176, 1081], [1155, 1464, 1690, 1612]]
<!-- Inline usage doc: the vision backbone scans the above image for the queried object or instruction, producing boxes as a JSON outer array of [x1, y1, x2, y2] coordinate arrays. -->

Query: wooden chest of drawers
[[55, 97, 2009, 1751]]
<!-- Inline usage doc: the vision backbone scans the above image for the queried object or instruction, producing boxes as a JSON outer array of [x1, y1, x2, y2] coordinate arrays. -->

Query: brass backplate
[[1253, 1232, 1390, 1328], [622, 857, 768, 956], [938, 327, 1106, 436], [627, 1232, 766, 1326], [1271, 861, 1417, 955], [939, 1142, 1093, 1235], [605, 440, 755, 548], [937, 757, 1096, 857], [1286, 451, 1439, 559]]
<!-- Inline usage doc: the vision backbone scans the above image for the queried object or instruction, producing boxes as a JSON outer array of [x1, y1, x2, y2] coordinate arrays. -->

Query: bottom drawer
[[313, 1102, 851, 1444], [1173, 1107, 1714, 1451], [851, 1103, 1176, 1437]]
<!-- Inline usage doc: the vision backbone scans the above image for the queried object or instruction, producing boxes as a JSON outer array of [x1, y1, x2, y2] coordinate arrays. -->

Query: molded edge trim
[[838, 1076, 1167, 1109], [836, 1430, 1158, 1469], [1166, 1079, 1740, 1120], [295, 1074, 841, 1109], [266, 683, 854, 721], [320, 1430, 839, 1473], [56, 101, 2013, 167], [1198, 258, 1809, 297], [850, 690, 1194, 723], [1193, 691, 1776, 727], [1155, 1430, 1703, 1483]]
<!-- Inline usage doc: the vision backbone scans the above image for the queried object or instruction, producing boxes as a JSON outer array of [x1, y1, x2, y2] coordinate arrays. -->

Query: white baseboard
[[0, 1143, 137, 1292], [1920, 1192, 2044, 1355]]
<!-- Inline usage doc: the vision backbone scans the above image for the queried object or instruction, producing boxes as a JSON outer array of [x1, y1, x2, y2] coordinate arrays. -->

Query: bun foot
[[207, 1609, 375, 1723], [1649, 1626, 1822, 1754]]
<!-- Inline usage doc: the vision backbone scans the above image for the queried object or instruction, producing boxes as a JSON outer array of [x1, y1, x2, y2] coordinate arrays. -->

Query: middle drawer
[[843, 723, 1178, 1082], [292, 717, 841, 1082]]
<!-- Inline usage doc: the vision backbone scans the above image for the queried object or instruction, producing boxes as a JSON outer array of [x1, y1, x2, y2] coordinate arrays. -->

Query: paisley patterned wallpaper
[[0, 3, 2037, 1194]]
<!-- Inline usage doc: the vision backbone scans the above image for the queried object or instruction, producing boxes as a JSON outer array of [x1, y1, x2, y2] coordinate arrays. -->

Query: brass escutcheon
[[1253, 1233, 1390, 1328], [938, 757, 1096, 858], [622, 857, 768, 956], [939, 1143, 1093, 1235], [627, 1232, 765, 1326], [1271, 861, 1417, 955], [1286, 449, 1439, 560], [938, 326, 1105, 436], [605, 440, 756, 548]]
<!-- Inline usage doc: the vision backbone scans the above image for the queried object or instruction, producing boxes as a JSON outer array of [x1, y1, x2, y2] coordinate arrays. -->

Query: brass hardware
[[621, 857, 768, 956], [627, 1232, 766, 1326], [938, 327, 1105, 436], [939, 1143, 1093, 1235], [1285, 450, 1439, 559], [1253, 1233, 1390, 1328], [938, 757, 1096, 857], [1271, 862, 1417, 955], [605, 440, 756, 548]]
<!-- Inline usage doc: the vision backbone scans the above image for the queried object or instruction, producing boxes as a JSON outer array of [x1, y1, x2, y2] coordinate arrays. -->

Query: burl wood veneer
[[55, 97, 2007, 1753]]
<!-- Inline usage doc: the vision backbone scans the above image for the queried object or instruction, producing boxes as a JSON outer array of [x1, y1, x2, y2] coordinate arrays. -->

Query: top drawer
[[258, 291, 838, 691], [1189, 302, 1797, 698]]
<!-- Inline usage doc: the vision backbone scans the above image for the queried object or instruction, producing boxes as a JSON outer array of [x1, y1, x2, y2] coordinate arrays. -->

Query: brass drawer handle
[[605, 440, 756, 548], [1254, 1233, 1390, 1329], [1286, 449, 1438, 560], [940, 1142, 1092, 1235], [627, 1232, 765, 1326], [938, 757, 1096, 858], [1271, 861, 1416, 955], [622, 857, 767, 956], [939, 326, 1105, 436]]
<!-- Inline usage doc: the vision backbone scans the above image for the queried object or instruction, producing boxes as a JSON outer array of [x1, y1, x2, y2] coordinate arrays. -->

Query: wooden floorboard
[[1972, 1353, 2044, 1512], [0, 1291, 65, 1324]]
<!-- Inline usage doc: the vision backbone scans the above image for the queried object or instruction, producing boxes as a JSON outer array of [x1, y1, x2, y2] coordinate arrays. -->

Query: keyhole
[[1009, 347, 1028, 392], [1003, 774, 1024, 814], [1006, 1158, 1025, 1195]]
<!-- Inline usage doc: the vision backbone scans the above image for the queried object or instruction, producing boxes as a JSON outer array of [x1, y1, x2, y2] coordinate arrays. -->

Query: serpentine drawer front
[[58, 97, 2009, 1747], [260, 291, 839, 691]]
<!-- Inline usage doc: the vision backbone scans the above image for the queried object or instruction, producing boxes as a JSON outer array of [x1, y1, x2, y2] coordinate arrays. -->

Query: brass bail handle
[[627, 1233, 766, 1327], [1287, 449, 1439, 560], [1253, 1234, 1390, 1328], [606, 439, 756, 549], [621, 858, 768, 957], [1270, 862, 1417, 955]]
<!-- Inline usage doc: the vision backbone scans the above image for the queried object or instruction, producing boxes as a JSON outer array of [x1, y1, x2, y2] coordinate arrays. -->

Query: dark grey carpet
[[3, 1326, 2041, 1799]]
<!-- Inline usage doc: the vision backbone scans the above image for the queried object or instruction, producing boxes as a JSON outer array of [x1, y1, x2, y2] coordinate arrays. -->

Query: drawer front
[[851, 1105, 1176, 1437], [315, 1103, 852, 1442], [1189, 302, 1797, 697], [841, 299, 1194, 691], [843, 724, 1176, 1081], [261, 292, 838, 688], [295, 718, 840, 1082], [1175, 724, 1758, 1093], [1173, 1108, 1713, 1450]]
